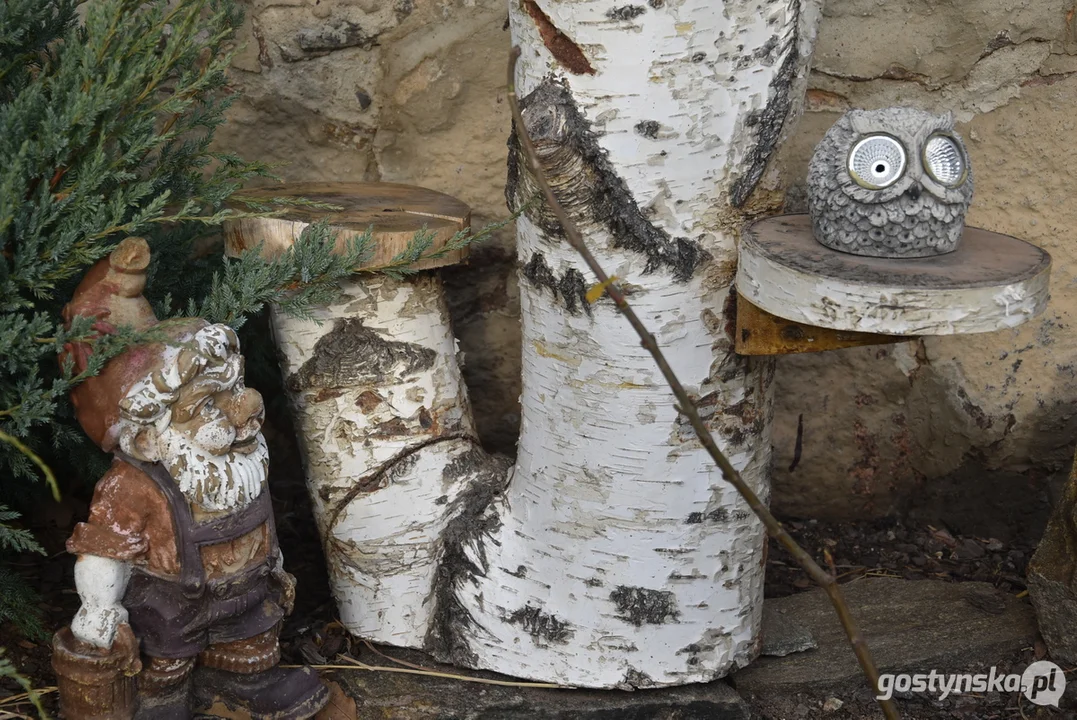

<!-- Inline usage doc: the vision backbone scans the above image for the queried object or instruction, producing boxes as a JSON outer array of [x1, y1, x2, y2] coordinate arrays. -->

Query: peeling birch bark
[[420, 0, 822, 688], [269, 274, 502, 647]]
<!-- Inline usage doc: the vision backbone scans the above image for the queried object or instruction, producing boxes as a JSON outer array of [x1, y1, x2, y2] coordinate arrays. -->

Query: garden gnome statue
[[51, 238, 329, 720]]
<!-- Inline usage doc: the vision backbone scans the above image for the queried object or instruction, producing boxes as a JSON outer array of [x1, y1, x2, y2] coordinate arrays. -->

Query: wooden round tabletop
[[223, 182, 471, 270], [736, 214, 1052, 336]]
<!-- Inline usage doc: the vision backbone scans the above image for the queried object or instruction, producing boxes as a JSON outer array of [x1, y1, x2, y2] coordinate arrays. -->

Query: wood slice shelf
[[223, 182, 471, 269], [734, 214, 1051, 356]]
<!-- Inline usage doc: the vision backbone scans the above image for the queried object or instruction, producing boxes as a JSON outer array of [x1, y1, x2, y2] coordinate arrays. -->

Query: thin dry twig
[[0, 711, 36, 720], [362, 640, 433, 673], [0, 685, 56, 720], [506, 46, 899, 720], [0, 688, 57, 707], [282, 659, 562, 689]]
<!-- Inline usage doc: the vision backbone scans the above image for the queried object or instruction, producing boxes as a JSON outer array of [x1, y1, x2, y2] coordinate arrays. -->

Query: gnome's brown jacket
[[67, 457, 285, 660], [68, 459, 271, 580]]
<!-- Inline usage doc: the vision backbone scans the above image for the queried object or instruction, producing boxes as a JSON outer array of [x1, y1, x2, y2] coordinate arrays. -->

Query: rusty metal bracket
[[734, 294, 910, 356]]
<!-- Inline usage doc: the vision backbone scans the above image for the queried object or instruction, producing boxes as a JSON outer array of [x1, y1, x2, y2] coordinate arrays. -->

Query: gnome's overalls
[[118, 453, 284, 664], [67, 454, 322, 719]]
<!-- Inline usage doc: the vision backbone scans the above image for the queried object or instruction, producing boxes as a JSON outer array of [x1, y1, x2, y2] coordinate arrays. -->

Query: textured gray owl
[[807, 107, 973, 258]]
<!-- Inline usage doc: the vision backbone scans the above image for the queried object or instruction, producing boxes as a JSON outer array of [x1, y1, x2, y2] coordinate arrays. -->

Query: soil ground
[[0, 404, 1069, 719]]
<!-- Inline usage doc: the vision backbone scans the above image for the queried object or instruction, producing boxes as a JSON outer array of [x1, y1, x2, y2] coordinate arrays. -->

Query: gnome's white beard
[[156, 428, 269, 512]]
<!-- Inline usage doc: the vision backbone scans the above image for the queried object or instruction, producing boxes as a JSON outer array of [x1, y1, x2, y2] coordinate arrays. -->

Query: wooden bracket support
[[734, 294, 909, 356]]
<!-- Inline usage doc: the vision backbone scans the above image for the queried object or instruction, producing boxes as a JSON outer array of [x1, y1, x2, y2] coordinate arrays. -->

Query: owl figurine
[[807, 107, 973, 258]]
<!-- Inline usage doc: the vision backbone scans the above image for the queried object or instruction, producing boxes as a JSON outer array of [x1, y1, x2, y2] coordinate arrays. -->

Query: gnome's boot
[[135, 656, 194, 720], [191, 629, 329, 720]]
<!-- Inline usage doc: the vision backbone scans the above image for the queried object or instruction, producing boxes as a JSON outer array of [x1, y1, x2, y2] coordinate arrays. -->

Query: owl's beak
[[905, 182, 923, 201]]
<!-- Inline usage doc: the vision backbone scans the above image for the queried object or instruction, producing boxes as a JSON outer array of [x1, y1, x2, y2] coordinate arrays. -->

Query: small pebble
[[956, 538, 986, 559], [823, 697, 844, 712]]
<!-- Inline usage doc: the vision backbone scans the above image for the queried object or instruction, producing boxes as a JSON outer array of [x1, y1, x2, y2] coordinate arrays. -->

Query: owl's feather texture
[[807, 107, 974, 258]]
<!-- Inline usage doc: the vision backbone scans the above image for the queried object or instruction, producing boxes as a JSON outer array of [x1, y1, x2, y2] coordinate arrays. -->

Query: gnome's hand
[[271, 551, 297, 616], [71, 603, 128, 649], [71, 554, 132, 649]]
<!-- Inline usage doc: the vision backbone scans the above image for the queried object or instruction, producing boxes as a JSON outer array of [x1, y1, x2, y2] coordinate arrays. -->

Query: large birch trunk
[[421, 0, 820, 688]]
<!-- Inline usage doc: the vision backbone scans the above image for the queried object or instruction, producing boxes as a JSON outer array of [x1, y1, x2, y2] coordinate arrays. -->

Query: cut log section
[[736, 214, 1051, 337], [225, 182, 470, 270], [223, 184, 488, 647], [225, 0, 828, 687]]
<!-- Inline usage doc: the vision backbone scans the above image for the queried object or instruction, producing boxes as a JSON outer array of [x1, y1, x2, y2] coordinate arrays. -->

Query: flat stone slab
[[733, 578, 1037, 700], [316, 647, 748, 720]]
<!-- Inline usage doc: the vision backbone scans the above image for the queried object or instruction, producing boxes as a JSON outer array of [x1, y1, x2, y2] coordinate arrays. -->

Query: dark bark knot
[[424, 449, 512, 667], [522, 252, 590, 316], [505, 79, 710, 306], [505, 604, 574, 645], [287, 317, 435, 392], [729, 13, 802, 207], [610, 586, 681, 626]]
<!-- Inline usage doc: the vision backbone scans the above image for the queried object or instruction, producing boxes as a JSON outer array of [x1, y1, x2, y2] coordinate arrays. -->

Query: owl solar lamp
[[807, 107, 972, 259], [732, 106, 1052, 356]]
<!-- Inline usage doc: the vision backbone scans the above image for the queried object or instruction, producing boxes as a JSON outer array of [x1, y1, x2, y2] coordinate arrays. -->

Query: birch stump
[[224, 183, 504, 648], [419, 0, 821, 688]]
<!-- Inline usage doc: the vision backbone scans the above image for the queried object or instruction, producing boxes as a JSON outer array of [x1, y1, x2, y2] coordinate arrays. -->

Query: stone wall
[[220, 0, 1077, 534]]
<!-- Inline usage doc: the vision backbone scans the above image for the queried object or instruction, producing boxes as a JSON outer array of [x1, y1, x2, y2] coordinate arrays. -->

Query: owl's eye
[[847, 135, 906, 189], [923, 134, 966, 187]]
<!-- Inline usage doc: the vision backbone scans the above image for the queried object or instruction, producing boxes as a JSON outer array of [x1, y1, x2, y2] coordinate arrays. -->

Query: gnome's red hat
[[62, 238, 206, 452]]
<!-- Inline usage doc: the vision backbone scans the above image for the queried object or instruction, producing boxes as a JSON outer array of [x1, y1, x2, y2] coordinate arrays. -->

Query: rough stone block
[[319, 649, 749, 720], [732, 578, 1037, 699], [1028, 469, 1077, 665]]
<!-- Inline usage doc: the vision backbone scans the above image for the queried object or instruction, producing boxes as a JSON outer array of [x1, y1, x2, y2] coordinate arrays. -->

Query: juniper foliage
[[0, 0, 494, 639], [0, 647, 49, 718]]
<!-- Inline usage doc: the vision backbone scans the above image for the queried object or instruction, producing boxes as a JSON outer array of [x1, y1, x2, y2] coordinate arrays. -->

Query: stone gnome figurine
[[51, 238, 329, 719]]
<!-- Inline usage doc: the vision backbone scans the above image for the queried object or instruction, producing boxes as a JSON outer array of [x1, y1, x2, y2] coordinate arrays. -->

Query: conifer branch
[[0, 429, 58, 501]]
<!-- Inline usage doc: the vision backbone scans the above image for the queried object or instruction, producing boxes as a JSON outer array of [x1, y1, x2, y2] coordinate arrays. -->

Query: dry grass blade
[[0, 711, 37, 720], [362, 641, 433, 673], [282, 660, 562, 689], [0, 685, 56, 720], [506, 46, 899, 720]]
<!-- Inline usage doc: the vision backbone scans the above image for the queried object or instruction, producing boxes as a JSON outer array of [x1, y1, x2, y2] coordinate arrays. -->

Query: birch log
[[224, 185, 504, 649], [738, 215, 1052, 336], [422, 0, 821, 688]]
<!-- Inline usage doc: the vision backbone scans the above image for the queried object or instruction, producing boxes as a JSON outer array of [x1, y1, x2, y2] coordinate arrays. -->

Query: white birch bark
[[268, 274, 501, 648], [257, 0, 821, 689], [426, 0, 820, 688]]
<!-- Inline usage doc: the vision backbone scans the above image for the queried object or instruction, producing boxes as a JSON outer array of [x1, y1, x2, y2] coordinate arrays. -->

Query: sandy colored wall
[[219, 0, 1077, 534]]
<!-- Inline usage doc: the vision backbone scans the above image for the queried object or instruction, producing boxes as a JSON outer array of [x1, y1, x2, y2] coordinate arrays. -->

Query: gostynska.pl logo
[[876, 661, 1065, 707]]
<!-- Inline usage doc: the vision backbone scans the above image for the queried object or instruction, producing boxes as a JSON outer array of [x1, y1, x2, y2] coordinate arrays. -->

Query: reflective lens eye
[[848, 135, 906, 189], [923, 135, 966, 186]]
